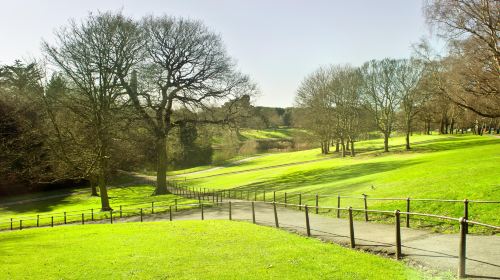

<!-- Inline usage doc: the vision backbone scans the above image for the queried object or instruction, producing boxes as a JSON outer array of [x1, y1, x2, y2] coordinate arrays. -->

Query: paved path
[[96, 199, 499, 279]]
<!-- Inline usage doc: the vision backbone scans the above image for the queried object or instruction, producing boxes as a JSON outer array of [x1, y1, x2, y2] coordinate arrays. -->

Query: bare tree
[[424, 0, 500, 118], [43, 12, 141, 210], [117, 16, 254, 194], [360, 59, 401, 152]]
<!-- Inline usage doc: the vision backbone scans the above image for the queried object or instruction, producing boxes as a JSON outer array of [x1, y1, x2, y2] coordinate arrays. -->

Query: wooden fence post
[[229, 201, 232, 220], [273, 191, 276, 202], [175, 199, 178, 212], [51, 216, 54, 227], [37, 215, 39, 227], [140, 208, 143, 222], [348, 207, 355, 248], [19, 220, 22, 230], [273, 202, 279, 228], [284, 192, 287, 207], [120, 205, 123, 218], [305, 205, 311, 236], [363, 194, 368, 221], [337, 195, 341, 218], [82, 213, 85, 225], [110, 211, 113, 224], [254, 190, 257, 201], [169, 205, 173, 221], [299, 193, 303, 211], [151, 202, 154, 214], [395, 210, 402, 260], [91, 208, 94, 221], [406, 198, 410, 228], [64, 212, 67, 224], [315, 194, 318, 214], [250, 201, 255, 224], [10, 218, 12, 230], [463, 199, 469, 234], [458, 217, 467, 278]]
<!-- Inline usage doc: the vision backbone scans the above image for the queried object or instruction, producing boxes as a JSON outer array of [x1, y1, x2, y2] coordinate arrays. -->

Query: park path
[[96, 199, 500, 279]]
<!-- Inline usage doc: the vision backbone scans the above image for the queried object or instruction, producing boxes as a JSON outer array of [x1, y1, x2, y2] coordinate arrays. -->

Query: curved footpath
[[90, 199, 499, 279]]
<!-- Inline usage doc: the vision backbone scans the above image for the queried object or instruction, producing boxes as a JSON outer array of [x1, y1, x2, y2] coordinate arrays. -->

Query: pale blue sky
[[0, 0, 434, 107]]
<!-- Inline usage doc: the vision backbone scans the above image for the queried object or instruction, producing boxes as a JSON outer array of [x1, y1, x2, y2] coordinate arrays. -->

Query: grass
[[178, 134, 500, 232], [238, 127, 309, 140], [0, 220, 429, 280], [0, 185, 197, 230]]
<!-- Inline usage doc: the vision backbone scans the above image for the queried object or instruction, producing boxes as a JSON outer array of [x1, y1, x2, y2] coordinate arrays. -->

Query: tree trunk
[[383, 133, 389, 152], [90, 178, 98, 196], [335, 141, 340, 152], [341, 138, 346, 157], [350, 141, 355, 157], [98, 156, 111, 211], [155, 135, 169, 194], [346, 141, 350, 151], [405, 119, 411, 150]]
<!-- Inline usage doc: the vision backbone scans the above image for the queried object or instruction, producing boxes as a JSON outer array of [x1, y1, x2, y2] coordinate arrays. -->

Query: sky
[[0, 0, 434, 107]]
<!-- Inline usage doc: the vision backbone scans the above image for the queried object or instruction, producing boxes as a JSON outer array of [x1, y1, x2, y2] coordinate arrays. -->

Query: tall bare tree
[[117, 16, 253, 194], [43, 12, 141, 210], [360, 59, 401, 152], [425, 0, 500, 118]]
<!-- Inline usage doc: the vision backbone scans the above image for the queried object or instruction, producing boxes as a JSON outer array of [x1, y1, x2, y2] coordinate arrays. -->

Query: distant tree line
[[294, 0, 499, 155]]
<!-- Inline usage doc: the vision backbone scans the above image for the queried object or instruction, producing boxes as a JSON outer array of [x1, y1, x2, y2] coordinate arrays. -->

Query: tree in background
[[360, 59, 401, 152]]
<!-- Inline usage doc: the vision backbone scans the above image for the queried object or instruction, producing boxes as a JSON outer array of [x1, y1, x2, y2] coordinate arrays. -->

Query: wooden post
[[406, 198, 410, 228], [140, 208, 143, 222], [458, 217, 467, 278], [337, 195, 341, 218], [64, 212, 67, 224], [254, 190, 257, 201], [251, 201, 256, 224], [120, 205, 123, 218], [169, 206, 173, 221], [348, 207, 355, 248], [201, 203, 204, 220], [151, 202, 154, 214], [51, 216, 54, 227], [284, 192, 287, 207], [395, 210, 402, 260], [463, 199, 469, 234], [273, 202, 279, 228], [91, 208, 94, 221], [273, 191, 276, 202], [19, 220, 22, 230], [110, 211, 113, 224], [175, 199, 178, 212], [37, 215, 39, 227], [315, 194, 318, 214], [363, 194, 369, 221], [82, 213, 85, 225], [229, 201, 232, 220], [305, 205, 311, 237], [10, 218, 13, 230], [299, 193, 303, 211]]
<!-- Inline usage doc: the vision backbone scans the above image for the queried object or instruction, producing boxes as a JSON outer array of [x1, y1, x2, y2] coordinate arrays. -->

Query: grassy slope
[[0, 185, 196, 229], [239, 128, 307, 140], [0, 221, 427, 280], [182, 135, 500, 230]]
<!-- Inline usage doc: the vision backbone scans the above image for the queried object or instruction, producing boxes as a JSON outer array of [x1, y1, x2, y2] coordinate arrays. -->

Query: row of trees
[[295, 0, 499, 155], [0, 12, 255, 209]]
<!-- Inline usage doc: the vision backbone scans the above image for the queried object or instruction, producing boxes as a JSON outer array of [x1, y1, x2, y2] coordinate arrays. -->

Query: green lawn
[[0, 220, 430, 280], [0, 185, 197, 230], [180, 135, 500, 232], [238, 127, 309, 140]]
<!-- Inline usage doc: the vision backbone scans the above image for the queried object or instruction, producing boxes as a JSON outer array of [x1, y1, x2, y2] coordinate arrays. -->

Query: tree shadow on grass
[[232, 158, 423, 194]]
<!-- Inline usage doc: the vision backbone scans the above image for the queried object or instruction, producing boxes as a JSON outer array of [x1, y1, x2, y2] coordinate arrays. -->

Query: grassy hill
[[0, 220, 429, 279], [178, 135, 500, 232]]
